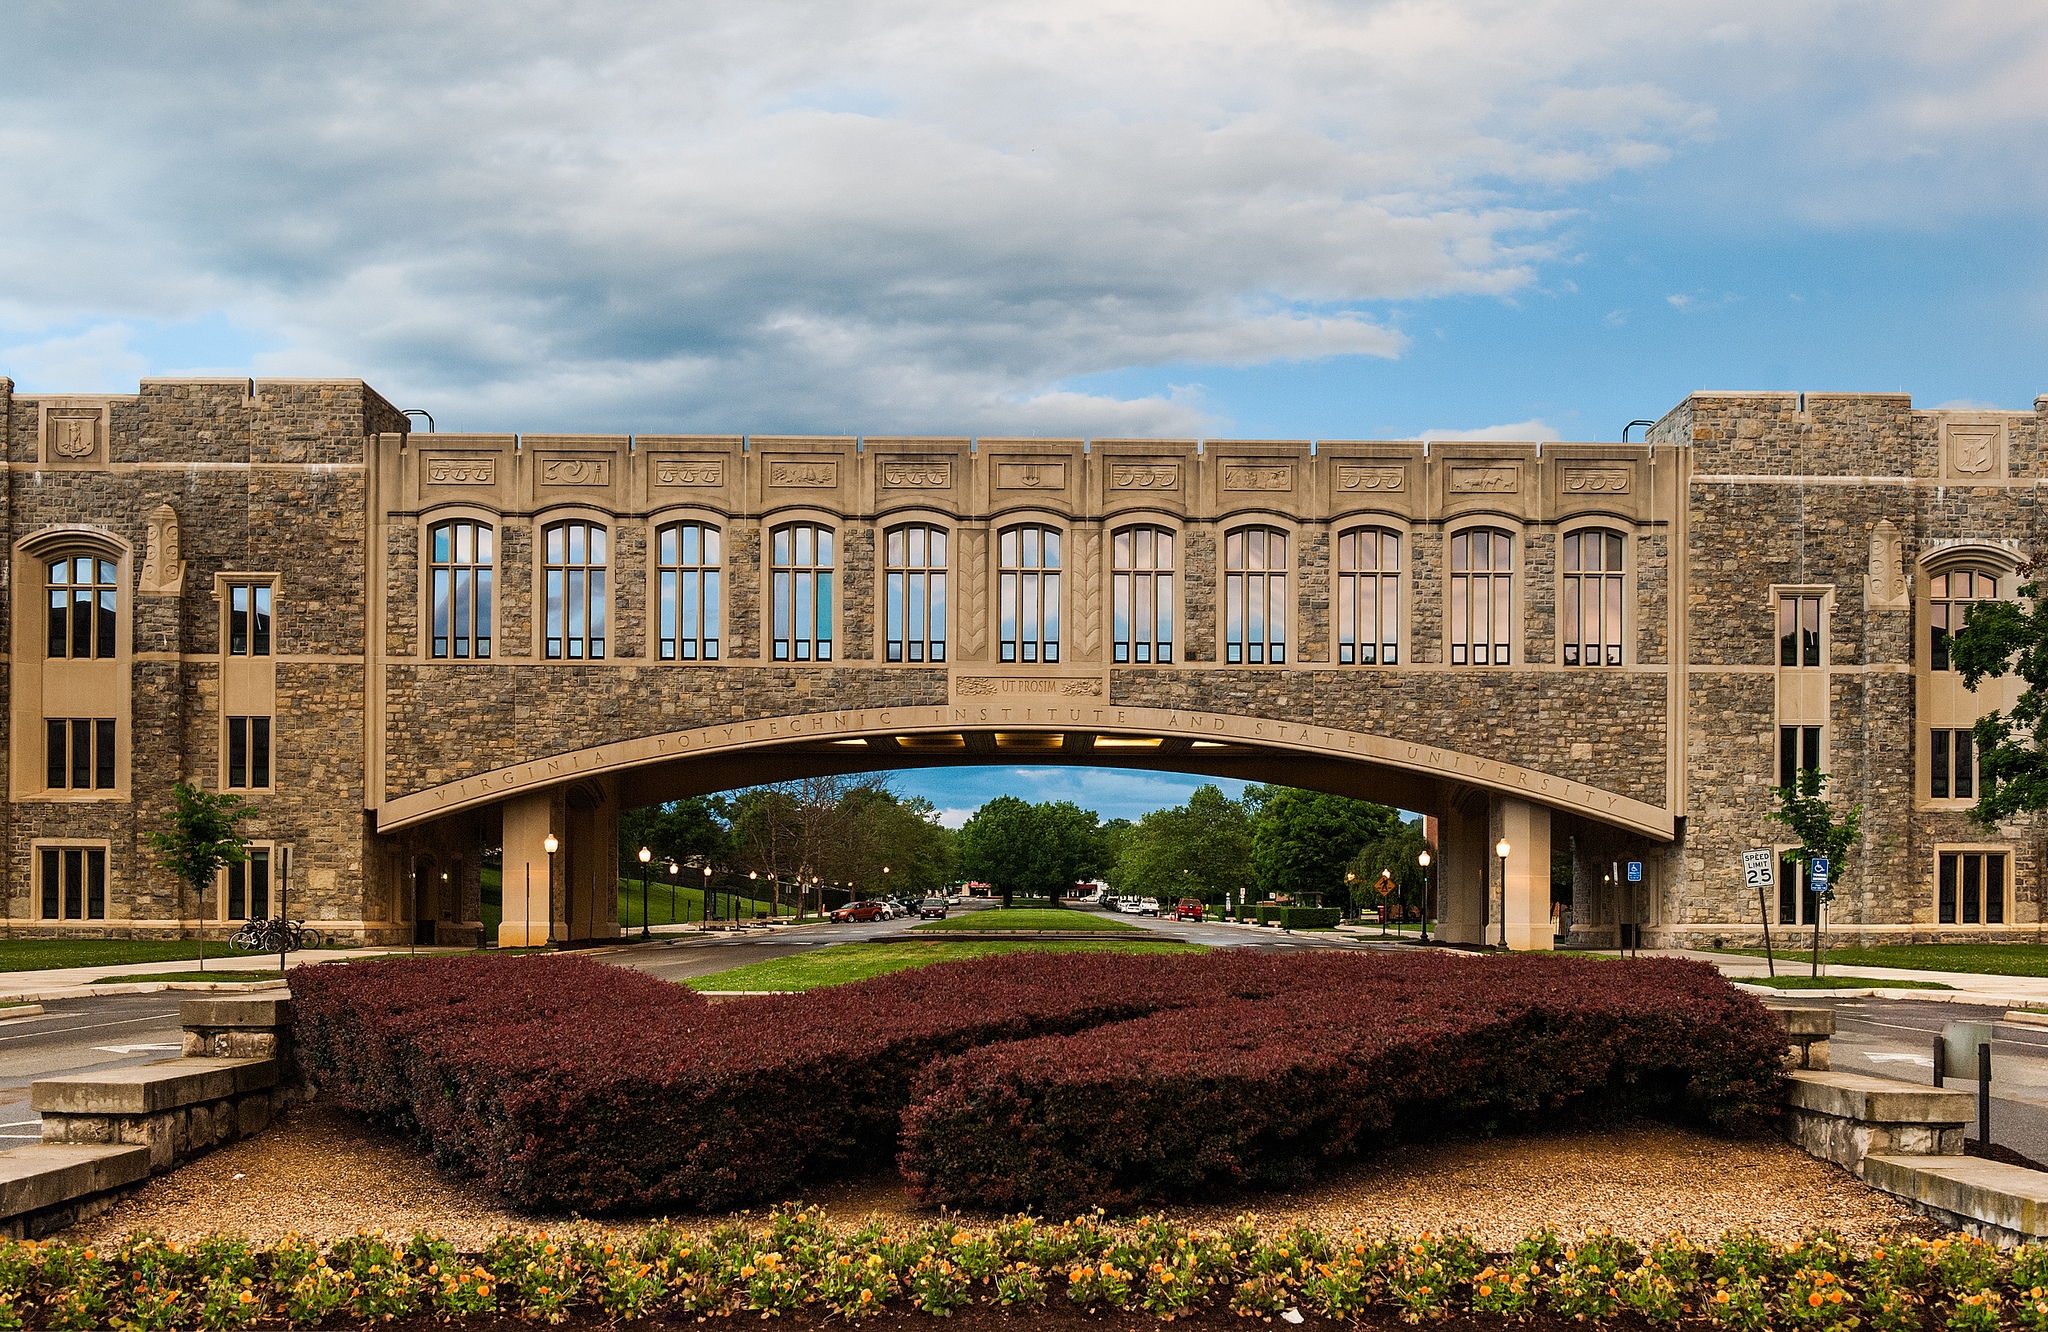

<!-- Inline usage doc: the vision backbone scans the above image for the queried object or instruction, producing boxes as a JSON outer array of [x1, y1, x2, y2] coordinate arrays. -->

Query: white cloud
[[934, 808, 975, 831], [1418, 419, 1563, 443], [1, 324, 149, 394]]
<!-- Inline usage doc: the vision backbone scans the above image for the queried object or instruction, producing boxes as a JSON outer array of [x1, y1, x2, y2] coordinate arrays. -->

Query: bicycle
[[227, 918, 324, 952]]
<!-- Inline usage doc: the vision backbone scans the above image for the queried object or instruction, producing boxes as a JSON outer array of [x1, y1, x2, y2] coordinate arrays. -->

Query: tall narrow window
[[428, 520, 493, 659], [656, 522, 722, 661], [999, 526, 1062, 664], [884, 525, 947, 663], [226, 716, 273, 790], [1939, 851, 2008, 925], [1778, 595, 1823, 667], [1778, 854, 1818, 926], [38, 846, 106, 921], [1930, 569, 1998, 671], [44, 719, 116, 790], [46, 555, 117, 659], [225, 581, 273, 656], [225, 847, 272, 921], [1337, 528, 1400, 665], [1448, 529, 1513, 665], [1223, 527, 1285, 665], [1931, 727, 1979, 800], [1778, 725, 1822, 789], [1561, 530, 1624, 666], [771, 523, 835, 661], [543, 521, 608, 660], [1114, 526, 1175, 664]]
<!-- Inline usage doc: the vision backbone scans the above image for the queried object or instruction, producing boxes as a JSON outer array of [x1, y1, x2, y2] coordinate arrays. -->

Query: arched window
[[656, 522, 721, 661], [428, 520, 493, 659], [1561, 529, 1625, 667], [1113, 525, 1174, 663], [1930, 568, 1999, 671], [542, 521, 608, 660], [771, 523, 834, 661], [1336, 528, 1399, 665], [46, 553, 117, 659], [885, 524, 947, 663], [999, 525, 1061, 663], [1223, 527, 1284, 664], [1449, 528, 1513, 666]]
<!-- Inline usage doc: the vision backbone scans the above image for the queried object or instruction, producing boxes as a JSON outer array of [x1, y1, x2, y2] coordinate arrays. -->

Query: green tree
[[1950, 574, 2048, 823], [1343, 818, 1433, 921], [147, 782, 249, 971], [618, 797, 729, 874], [1113, 784, 1253, 909], [957, 796, 1105, 908], [1249, 788, 1402, 907], [1768, 768, 1862, 977]]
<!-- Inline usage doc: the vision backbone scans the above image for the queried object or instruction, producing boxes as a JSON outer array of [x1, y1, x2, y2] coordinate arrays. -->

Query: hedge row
[[1254, 905, 1343, 928], [0, 1219, 2027, 1328], [292, 951, 1784, 1215]]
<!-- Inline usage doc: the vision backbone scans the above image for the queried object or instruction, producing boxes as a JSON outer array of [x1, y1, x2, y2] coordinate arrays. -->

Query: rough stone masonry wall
[[1669, 392, 2048, 944], [3, 379, 393, 936]]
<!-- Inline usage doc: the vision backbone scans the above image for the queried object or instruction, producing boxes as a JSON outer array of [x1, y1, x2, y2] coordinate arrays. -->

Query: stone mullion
[[726, 526, 761, 660], [1522, 527, 1555, 666], [1295, 526, 1329, 662], [498, 523, 533, 658], [1181, 528, 1216, 663], [1410, 528, 1443, 664], [612, 523, 646, 659], [840, 526, 875, 661]]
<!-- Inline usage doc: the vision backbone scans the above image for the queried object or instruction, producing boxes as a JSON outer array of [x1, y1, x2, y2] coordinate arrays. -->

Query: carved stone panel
[[538, 457, 611, 487], [1942, 420, 2007, 482], [767, 460, 839, 487], [1335, 465, 1405, 493], [1865, 520, 1908, 611], [880, 459, 952, 488], [1223, 463, 1293, 491], [41, 406, 105, 465], [139, 503, 186, 595], [425, 456, 496, 485], [1448, 464, 1521, 494], [952, 675, 1105, 698], [1110, 463, 1180, 490], [654, 459, 725, 487], [996, 462, 1067, 490], [1562, 467, 1632, 495]]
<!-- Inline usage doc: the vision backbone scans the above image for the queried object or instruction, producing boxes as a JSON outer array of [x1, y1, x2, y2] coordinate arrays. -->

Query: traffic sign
[[1626, 861, 1642, 883], [1809, 857, 1830, 892], [1741, 848, 1774, 888]]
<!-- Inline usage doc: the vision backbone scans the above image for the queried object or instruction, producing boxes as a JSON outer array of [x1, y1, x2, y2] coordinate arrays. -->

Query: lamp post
[[1495, 836, 1512, 950], [1417, 849, 1433, 943], [749, 870, 760, 922], [637, 846, 653, 939], [666, 861, 679, 933], [277, 845, 291, 978], [1377, 869, 1394, 935], [543, 832, 559, 947], [881, 864, 890, 910], [701, 864, 713, 928]]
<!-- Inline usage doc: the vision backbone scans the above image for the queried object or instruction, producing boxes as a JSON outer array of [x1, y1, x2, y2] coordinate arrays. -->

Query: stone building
[[0, 374, 2040, 949]]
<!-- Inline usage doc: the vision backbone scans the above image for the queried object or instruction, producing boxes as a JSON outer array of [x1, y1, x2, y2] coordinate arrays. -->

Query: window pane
[[40, 848, 57, 920], [252, 717, 271, 788], [1939, 853, 1957, 924], [1990, 855, 2007, 924], [46, 719, 65, 789], [95, 719, 114, 789], [70, 719, 89, 789], [1932, 729, 1950, 798]]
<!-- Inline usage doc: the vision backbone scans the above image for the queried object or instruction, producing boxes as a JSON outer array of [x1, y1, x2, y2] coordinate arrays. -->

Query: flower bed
[[292, 951, 1783, 1214], [0, 1217, 2029, 1328]]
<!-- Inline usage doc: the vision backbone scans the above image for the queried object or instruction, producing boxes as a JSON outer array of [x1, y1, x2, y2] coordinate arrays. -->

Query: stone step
[[31, 1057, 275, 1117], [1864, 1154, 2048, 1243], [0, 1143, 149, 1217], [1784, 1068, 1973, 1124]]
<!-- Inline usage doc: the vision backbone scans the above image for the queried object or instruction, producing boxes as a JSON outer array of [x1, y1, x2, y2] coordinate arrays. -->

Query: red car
[[830, 901, 886, 922], [1172, 898, 1205, 921]]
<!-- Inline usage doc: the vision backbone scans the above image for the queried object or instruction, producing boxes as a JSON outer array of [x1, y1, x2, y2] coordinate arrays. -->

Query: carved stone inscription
[[997, 462, 1067, 490], [1112, 464, 1180, 490], [655, 460, 723, 486], [881, 460, 951, 488], [1336, 466, 1404, 492], [1562, 468, 1631, 494], [1223, 464, 1292, 491], [540, 458, 611, 486], [45, 410, 102, 463], [954, 676, 1104, 698], [1449, 465, 1519, 493], [426, 457, 496, 485], [769, 460, 839, 487]]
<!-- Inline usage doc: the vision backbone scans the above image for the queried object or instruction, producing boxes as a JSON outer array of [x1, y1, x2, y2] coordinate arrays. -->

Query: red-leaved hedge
[[290, 951, 1783, 1215]]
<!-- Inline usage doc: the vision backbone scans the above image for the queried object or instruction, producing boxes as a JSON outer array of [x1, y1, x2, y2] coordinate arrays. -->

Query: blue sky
[[5, 1, 2045, 823]]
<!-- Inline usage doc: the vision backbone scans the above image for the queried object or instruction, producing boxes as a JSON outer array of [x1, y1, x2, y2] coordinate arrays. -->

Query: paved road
[[0, 995, 189, 1140]]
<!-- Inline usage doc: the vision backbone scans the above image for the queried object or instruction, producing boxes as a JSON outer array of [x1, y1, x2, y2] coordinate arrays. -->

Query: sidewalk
[[1646, 947, 2048, 1010], [0, 945, 455, 1002]]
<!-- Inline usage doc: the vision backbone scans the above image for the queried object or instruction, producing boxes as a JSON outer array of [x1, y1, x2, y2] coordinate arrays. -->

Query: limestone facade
[[0, 374, 2043, 948]]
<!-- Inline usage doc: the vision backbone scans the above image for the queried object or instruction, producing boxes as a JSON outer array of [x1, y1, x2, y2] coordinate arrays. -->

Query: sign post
[[1807, 857, 1831, 977], [1741, 848, 1776, 976]]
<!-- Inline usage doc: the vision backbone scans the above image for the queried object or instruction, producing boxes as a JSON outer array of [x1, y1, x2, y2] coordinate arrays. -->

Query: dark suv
[[917, 897, 950, 918]]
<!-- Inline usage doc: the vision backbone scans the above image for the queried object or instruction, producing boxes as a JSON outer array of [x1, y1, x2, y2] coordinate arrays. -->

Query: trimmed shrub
[[294, 951, 1783, 1215]]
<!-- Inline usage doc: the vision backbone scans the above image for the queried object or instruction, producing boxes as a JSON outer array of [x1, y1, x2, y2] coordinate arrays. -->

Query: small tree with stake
[[147, 782, 248, 973], [1768, 768, 1861, 978]]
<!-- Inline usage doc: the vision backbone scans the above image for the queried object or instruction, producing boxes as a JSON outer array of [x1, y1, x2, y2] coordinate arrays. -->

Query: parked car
[[1138, 897, 1161, 916], [830, 901, 886, 922], [918, 897, 950, 918], [1172, 897, 1204, 921]]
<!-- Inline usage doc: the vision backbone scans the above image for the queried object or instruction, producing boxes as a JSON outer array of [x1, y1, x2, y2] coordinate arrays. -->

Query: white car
[[1138, 898, 1161, 916]]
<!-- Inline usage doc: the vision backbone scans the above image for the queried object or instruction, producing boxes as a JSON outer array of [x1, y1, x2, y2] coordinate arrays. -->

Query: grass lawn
[[482, 866, 787, 936], [1737, 974, 1954, 991], [0, 940, 283, 973], [913, 908, 1139, 933], [1707, 943, 2048, 977], [92, 970, 287, 985], [684, 939, 1204, 992]]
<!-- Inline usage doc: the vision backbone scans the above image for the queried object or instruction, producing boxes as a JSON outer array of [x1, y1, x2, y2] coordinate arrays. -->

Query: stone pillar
[[1436, 799, 1488, 945], [1496, 796, 1554, 951], [499, 790, 556, 948]]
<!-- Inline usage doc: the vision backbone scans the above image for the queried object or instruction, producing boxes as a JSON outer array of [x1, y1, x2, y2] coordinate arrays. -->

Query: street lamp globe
[[638, 846, 651, 865], [1496, 838, 1511, 860], [1417, 850, 1431, 868], [543, 833, 559, 856]]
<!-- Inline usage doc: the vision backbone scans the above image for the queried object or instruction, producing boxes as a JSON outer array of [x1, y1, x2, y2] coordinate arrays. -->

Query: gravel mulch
[[64, 1102, 1938, 1248]]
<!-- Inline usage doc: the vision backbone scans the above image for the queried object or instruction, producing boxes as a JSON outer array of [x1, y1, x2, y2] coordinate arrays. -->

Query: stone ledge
[[1864, 1155, 2048, 1243], [31, 1057, 275, 1116], [1769, 1005, 1836, 1037], [180, 996, 292, 1029], [0, 1143, 148, 1218], [1784, 1069, 1973, 1124]]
